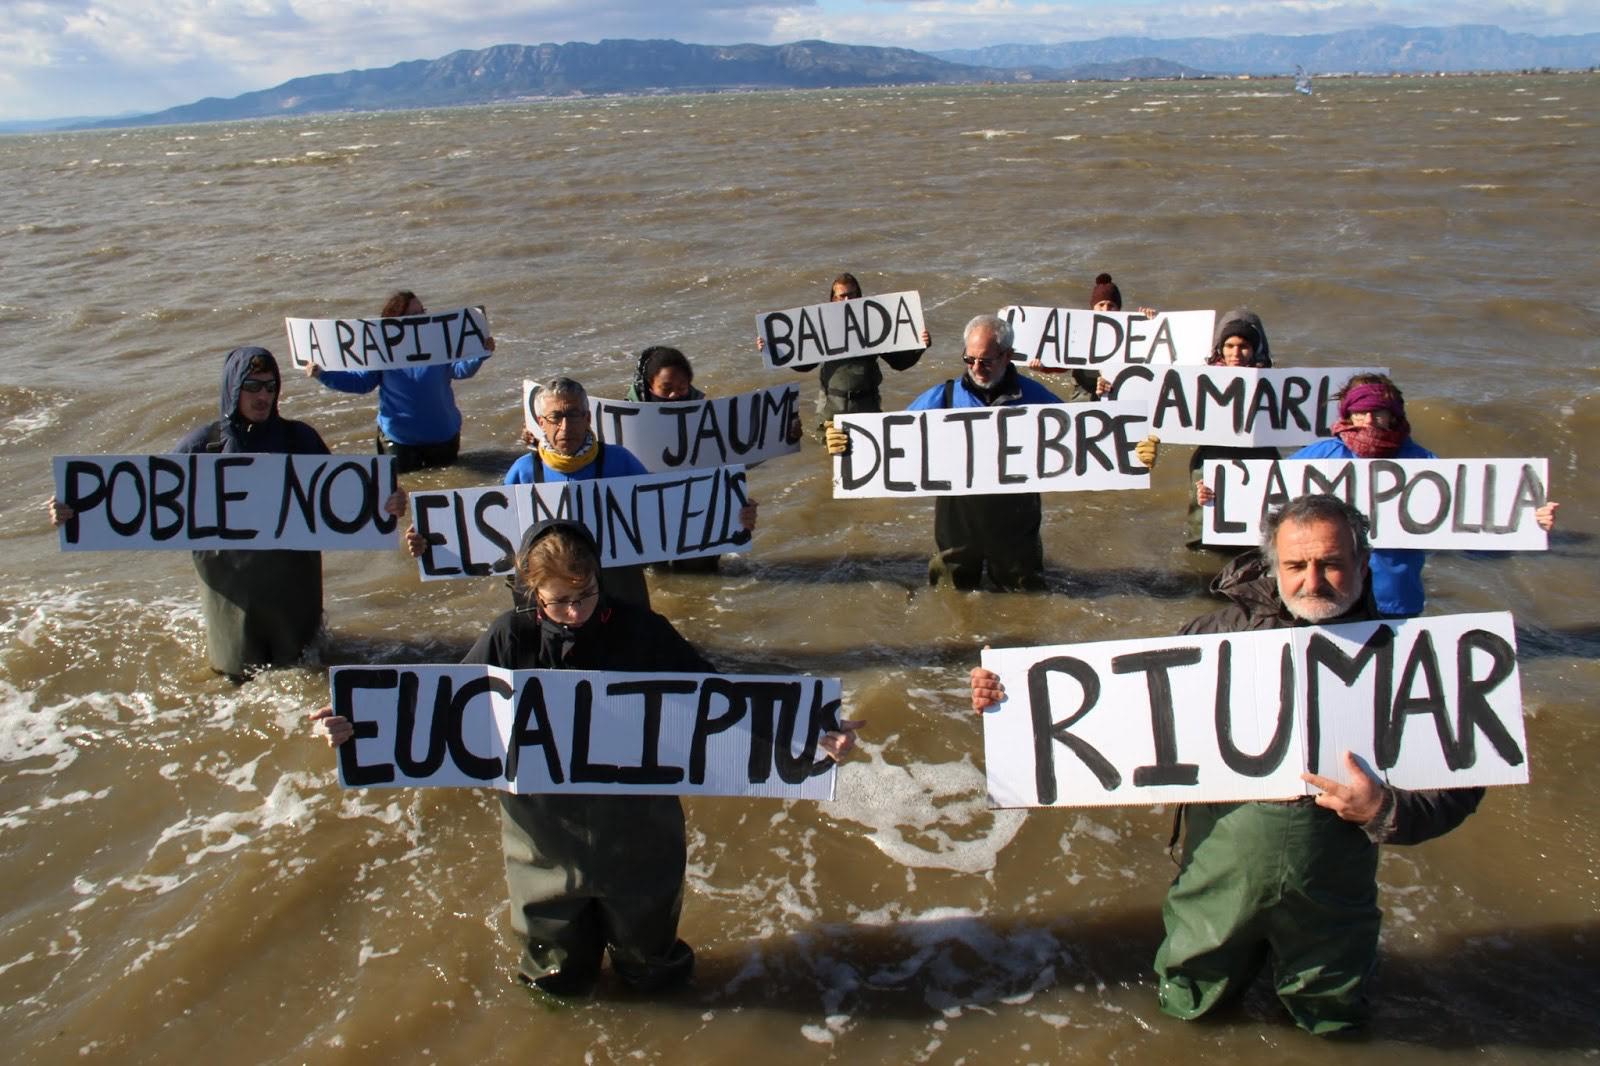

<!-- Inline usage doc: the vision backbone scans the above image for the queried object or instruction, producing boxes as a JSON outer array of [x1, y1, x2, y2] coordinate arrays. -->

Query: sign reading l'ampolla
[[331, 665, 844, 800], [409, 466, 753, 579], [1200, 458, 1552, 550], [755, 291, 926, 370], [981, 612, 1527, 808], [285, 306, 492, 371], [52, 454, 399, 550], [830, 402, 1152, 498]]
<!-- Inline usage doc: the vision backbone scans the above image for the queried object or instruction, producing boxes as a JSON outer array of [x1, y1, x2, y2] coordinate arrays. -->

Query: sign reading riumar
[[52, 454, 399, 550], [284, 306, 492, 371], [332, 665, 844, 800], [755, 291, 926, 370], [409, 466, 752, 579], [981, 612, 1527, 809], [1200, 457, 1551, 550], [831, 402, 1152, 498], [1000, 307, 1215, 368]]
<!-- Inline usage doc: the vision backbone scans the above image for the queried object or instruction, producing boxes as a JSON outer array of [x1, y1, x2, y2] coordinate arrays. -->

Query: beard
[[1281, 581, 1362, 623]]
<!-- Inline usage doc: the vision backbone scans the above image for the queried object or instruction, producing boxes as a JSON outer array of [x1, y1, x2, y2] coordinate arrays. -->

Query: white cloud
[[1, 0, 1594, 120]]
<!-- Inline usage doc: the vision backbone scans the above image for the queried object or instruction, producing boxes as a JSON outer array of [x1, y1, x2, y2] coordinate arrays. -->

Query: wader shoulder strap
[[204, 421, 225, 453], [594, 443, 606, 479], [941, 379, 955, 408], [531, 452, 544, 483]]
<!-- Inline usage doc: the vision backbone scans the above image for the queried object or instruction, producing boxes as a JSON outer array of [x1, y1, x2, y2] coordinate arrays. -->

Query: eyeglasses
[[963, 356, 1004, 369], [537, 408, 588, 425], [536, 585, 599, 612], [239, 379, 279, 394]]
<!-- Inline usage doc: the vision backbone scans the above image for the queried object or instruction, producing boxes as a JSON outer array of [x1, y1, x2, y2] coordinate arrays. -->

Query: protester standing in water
[[305, 290, 495, 473], [316, 519, 861, 996]]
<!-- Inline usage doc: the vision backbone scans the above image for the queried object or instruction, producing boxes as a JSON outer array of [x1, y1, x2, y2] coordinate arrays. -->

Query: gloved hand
[[1135, 435, 1160, 470], [824, 421, 850, 456]]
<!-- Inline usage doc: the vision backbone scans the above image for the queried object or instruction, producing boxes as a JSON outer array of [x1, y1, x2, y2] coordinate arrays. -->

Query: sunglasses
[[962, 356, 1004, 369], [239, 379, 279, 394]]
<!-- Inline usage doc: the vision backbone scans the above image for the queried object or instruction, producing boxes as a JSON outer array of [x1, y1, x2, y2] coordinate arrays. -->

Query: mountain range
[[41, 26, 1600, 132]]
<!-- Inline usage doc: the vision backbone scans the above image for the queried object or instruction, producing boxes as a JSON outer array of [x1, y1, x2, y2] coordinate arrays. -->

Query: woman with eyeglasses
[[305, 289, 494, 473], [315, 518, 861, 997]]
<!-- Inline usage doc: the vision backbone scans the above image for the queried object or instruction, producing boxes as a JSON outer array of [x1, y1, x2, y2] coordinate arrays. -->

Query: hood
[[1210, 547, 1379, 625], [1209, 309, 1272, 368], [509, 517, 602, 608], [219, 345, 282, 422]]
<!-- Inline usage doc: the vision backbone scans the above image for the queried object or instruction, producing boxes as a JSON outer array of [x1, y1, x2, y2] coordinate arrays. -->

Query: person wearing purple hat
[[1286, 373, 1558, 616]]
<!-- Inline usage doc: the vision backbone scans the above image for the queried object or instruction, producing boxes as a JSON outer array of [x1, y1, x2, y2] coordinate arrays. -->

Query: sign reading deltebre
[[332, 665, 844, 799], [285, 306, 492, 371], [1200, 457, 1551, 549], [409, 466, 752, 579], [981, 612, 1527, 809], [756, 291, 926, 370], [53, 454, 399, 550], [1000, 307, 1215, 369], [831, 402, 1152, 498]]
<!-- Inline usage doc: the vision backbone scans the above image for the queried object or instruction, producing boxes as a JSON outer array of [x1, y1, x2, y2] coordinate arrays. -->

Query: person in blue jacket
[[305, 290, 494, 473], [829, 313, 1155, 591], [1287, 373, 1559, 617]]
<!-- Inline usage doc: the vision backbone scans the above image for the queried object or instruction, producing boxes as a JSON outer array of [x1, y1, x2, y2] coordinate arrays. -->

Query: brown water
[[2, 75, 1597, 1064]]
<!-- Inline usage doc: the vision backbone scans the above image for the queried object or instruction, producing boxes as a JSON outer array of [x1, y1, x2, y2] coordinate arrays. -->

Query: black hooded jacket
[[175, 346, 328, 456]]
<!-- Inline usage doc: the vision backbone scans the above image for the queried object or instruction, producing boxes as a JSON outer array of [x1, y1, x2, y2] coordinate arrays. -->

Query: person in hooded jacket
[[1185, 309, 1281, 550], [304, 290, 494, 473], [49, 346, 394, 678], [1025, 272, 1159, 397], [970, 493, 1486, 1034], [624, 345, 707, 404], [314, 519, 861, 995]]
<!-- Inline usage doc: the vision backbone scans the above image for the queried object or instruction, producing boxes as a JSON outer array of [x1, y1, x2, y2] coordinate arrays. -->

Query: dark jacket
[[1181, 550, 1482, 845]]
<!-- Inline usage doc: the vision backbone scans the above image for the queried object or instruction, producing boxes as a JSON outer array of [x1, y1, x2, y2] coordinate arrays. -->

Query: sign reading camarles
[[331, 665, 844, 801], [981, 612, 1527, 809], [1200, 457, 1551, 550], [755, 291, 926, 370], [408, 466, 753, 579], [831, 402, 1152, 498], [1104, 366, 1387, 448], [53, 454, 399, 550], [284, 306, 493, 372], [1000, 307, 1215, 369]]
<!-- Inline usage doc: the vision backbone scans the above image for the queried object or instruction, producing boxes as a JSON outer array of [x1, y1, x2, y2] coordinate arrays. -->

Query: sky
[[3, 0, 1596, 121]]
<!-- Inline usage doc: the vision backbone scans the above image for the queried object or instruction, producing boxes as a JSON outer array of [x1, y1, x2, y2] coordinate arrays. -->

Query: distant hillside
[[934, 23, 1600, 75], [82, 40, 1019, 129], [72, 40, 1206, 130]]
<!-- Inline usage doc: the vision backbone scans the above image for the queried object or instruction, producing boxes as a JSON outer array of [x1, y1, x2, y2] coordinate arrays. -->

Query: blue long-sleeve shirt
[[504, 442, 650, 485], [317, 359, 487, 445]]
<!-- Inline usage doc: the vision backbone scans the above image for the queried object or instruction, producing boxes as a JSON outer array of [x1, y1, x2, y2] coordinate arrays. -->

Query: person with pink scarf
[[1288, 373, 1558, 617]]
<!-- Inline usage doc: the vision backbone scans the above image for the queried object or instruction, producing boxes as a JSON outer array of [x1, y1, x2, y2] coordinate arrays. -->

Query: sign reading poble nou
[[285, 306, 492, 371], [1199, 457, 1551, 550], [981, 612, 1527, 808], [831, 402, 1152, 498], [53, 454, 399, 550], [332, 665, 844, 800], [755, 291, 926, 370]]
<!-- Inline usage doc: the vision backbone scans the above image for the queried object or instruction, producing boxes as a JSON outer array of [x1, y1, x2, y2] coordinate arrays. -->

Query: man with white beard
[[970, 493, 1486, 1034]]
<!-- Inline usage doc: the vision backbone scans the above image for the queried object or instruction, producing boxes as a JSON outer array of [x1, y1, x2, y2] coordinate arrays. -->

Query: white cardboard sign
[[999, 307, 1215, 369], [285, 306, 492, 371], [1200, 457, 1551, 549], [831, 402, 1152, 498], [755, 290, 926, 369], [53, 454, 398, 550], [981, 612, 1527, 808], [332, 665, 842, 800], [1100, 365, 1388, 447], [409, 466, 752, 579]]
